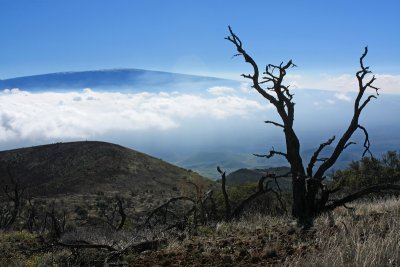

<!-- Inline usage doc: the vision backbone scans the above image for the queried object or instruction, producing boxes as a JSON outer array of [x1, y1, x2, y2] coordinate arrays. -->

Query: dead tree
[[217, 166, 286, 220], [95, 195, 128, 231], [226, 26, 398, 227], [47, 205, 66, 239], [229, 174, 272, 219], [184, 178, 207, 223], [217, 166, 231, 221], [202, 189, 217, 221], [24, 199, 38, 232], [0, 162, 26, 229], [144, 186, 218, 234], [115, 196, 127, 231], [144, 196, 196, 231]]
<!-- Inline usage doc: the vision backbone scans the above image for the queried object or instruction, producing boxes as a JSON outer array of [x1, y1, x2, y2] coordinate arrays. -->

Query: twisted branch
[[254, 147, 288, 159], [307, 136, 335, 177], [314, 47, 378, 179]]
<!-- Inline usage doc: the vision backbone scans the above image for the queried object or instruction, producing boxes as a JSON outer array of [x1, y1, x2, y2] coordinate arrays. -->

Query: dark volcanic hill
[[0, 141, 210, 197]]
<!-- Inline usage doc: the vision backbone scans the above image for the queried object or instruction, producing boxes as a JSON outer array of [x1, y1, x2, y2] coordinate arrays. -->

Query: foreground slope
[[131, 197, 400, 266]]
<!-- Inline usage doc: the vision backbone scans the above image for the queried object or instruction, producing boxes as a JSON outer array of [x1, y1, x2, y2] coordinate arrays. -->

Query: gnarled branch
[[307, 136, 335, 177], [144, 196, 195, 228], [115, 196, 126, 231], [56, 240, 117, 252], [217, 166, 231, 221], [323, 184, 400, 212], [314, 47, 378, 179], [226, 26, 278, 105], [264, 120, 284, 128], [358, 125, 372, 157], [230, 174, 273, 219], [254, 147, 287, 159]]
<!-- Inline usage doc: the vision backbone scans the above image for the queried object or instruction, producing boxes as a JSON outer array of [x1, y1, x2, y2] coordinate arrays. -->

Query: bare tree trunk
[[217, 166, 231, 221], [226, 26, 382, 227], [115, 196, 126, 231]]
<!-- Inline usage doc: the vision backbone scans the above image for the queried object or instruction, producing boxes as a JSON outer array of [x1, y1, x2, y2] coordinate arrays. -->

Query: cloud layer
[[285, 73, 400, 94], [0, 88, 265, 142]]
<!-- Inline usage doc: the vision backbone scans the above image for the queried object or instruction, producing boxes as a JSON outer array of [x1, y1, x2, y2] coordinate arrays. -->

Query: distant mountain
[[226, 167, 291, 190], [173, 144, 385, 180], [0, 69, 238, 91], [175, 151, 269, 179], [0, 69, 398, 183], [0, 141, 210, 197]]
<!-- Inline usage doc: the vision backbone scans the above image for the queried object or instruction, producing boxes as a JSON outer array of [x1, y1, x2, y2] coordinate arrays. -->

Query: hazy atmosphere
[[1, 1, 400, 266], [1, 1, 399, 178]]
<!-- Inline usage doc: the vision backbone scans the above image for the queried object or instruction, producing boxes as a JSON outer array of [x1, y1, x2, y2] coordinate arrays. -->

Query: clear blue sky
[[1, 0, 399, 79]]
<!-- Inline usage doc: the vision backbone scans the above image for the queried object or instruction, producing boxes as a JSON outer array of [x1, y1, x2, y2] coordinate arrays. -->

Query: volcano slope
[[0, 141, 212, 214]]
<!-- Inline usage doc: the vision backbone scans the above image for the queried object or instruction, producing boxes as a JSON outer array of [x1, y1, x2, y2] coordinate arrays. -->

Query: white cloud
[[3, 88, 23, 94], [283, 72, 400, 94], [374, 74, 400, 94], [239, 82, 252, 93], [313, 99, 336, 106], [0, 88, 265, 142], [319, 73, 400, 94], [313, 101, 320, 106], [207, 86, 236, 95], [334, 93, 351, 102]]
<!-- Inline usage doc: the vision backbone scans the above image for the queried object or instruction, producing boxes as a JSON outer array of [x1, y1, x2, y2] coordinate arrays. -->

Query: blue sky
[[0, 0, 399, 166], [1, 0, 399, 79]]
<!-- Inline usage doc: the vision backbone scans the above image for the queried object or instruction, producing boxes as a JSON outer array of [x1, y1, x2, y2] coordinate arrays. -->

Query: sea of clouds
[[1, 73, 398, 162], [0, 86, 267, 144]]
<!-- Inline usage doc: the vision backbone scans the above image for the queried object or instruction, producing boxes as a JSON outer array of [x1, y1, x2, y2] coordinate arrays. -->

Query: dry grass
[[131, 197, 400, 266], [286, 197, 400, 267], [3, 196, 400, 266]]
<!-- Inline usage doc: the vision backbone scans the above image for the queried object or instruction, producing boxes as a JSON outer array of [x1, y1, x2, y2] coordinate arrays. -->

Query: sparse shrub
[[0, 230, 41, 266], [213, 180, 289, 220], [26, 250, 71, 267], [123, 253, 138, 263], [94, 194, 129, 230], [334, 151, 400, 191], [75, 205, 89, 221]]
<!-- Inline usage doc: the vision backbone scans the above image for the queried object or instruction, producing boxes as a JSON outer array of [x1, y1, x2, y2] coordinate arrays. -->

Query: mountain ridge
[[0, 141, 211, 197], [0, 68, 237, 91]]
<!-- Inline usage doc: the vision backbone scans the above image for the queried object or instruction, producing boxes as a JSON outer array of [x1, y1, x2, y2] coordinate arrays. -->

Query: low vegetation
[[132, 196, 400, 267], [0, 148, 399, 266], [2, 193, 400, 266], [333, 150, 400, 191]]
